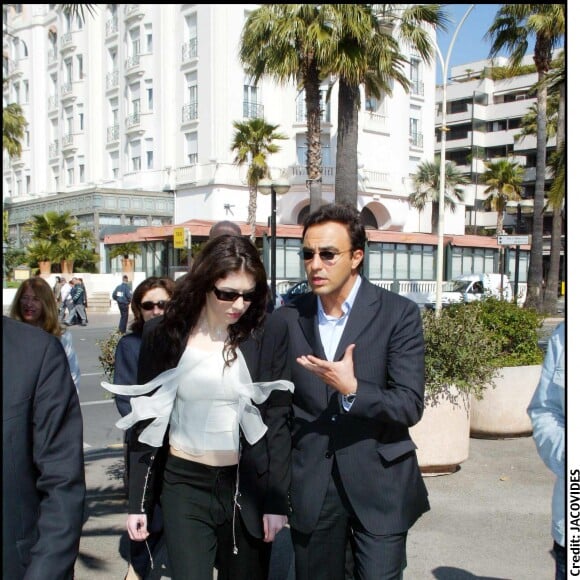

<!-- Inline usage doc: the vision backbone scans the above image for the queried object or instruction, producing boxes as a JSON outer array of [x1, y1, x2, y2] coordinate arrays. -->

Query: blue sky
[[435, 4, 504, 84]]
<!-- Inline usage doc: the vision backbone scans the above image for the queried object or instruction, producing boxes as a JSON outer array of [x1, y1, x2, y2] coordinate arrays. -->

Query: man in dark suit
[[270, 203, 429, 580], [2, 317, 86, 580]]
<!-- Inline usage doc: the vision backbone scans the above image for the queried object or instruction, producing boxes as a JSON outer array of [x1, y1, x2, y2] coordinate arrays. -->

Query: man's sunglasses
[[212, 287, 257, 303], [299, 249, 351, 263], [140, 300, 168, 311]]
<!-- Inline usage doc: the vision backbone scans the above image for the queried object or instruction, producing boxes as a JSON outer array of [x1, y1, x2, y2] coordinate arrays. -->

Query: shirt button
[[331, 415, 337, 422]]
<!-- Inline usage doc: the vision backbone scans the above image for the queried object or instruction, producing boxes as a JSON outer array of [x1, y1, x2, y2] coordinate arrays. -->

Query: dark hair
[[209, 220, 242, 239], [153, 235, 268, 368], [129, 276, 176, 334], [302, 203, 367, 272]]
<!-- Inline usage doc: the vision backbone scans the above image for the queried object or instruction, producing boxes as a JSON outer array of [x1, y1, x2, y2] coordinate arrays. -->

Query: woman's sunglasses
[[213, 287, 257, 303], [140, 300, 168, 311]]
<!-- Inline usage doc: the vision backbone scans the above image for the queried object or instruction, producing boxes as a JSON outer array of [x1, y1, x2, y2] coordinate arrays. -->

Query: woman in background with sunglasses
[[103, 235, 293, 580], [112, 275, 175, 580]]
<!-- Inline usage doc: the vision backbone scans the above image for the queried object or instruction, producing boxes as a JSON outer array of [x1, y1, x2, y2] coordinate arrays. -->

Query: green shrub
[[422, 305, 500, 403], [96, 330, 123, 383], [467, 298, 544, 367]]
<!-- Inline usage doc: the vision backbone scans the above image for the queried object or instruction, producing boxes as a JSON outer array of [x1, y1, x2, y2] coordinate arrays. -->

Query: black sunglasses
[[212, 287, 257, 303], [299, 249, 351, 263], [140, 300, 168, 311]]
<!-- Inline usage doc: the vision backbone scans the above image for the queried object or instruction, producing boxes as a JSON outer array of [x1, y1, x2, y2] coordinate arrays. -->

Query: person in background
[[527, 322, 565, 580], [113, 275, 133, 333], [65, 278, 88, 327], [269, 203, 429, 580], [3, 317, 86, 579], [59, 277, 72, 320], [78, 277, 89, 324], [102, 235, 293, 580], [209, 220, 242, 239], [10, 277, 81, 392], [113, 276, 176, 580], [53, 275, 65, 304]]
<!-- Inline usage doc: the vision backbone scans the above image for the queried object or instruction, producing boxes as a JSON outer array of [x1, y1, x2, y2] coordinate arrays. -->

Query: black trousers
[[292, 461, 406, 580], [161, 454, 270, 580]]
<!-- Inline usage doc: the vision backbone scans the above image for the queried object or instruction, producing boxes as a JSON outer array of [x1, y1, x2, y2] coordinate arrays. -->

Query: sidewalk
[[76, 435, 555, 579]]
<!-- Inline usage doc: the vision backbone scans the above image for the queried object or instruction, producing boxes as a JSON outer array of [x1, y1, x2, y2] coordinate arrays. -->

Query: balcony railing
[[61, 82, 73, 96], [182, 38, 198, 62], [125, 113, 141, 129], [182, 102, 198, 123], [62, 133, 74, 148], [105, 18, 118, 37], [107, 124, 120, 142], [60, 32, 73, 48], [410, 132, 424, 148], [243, 101, 264, 119], [125, 54, 141, 70], [411, 80, 424, 97], [49, 140, 59, 158], [106, 70, 119, 90]]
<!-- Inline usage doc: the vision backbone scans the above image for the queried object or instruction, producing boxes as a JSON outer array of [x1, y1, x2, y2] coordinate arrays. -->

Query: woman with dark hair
[[103, 235, 293, 580], [112, 276, 175, 580], [10, 277, 81, 392]]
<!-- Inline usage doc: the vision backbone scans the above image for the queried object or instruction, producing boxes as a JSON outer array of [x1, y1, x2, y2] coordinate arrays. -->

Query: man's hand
[[262, 513, 288, 543], [127, 514, 149, 541], [297, 344, 357, 396]]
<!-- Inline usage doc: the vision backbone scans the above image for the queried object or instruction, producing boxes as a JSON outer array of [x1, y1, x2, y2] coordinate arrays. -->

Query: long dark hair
[[152, 235, 268, 369], [129, 276, 175, 334]]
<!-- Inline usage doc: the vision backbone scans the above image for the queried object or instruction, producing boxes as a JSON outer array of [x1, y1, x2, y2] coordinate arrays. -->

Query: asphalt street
[[63, 313, 562, 579]]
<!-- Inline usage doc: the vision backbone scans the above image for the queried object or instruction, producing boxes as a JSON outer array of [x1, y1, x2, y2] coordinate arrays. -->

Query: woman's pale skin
[[140, 287, 170, 323], [127, 270, 287, 543]]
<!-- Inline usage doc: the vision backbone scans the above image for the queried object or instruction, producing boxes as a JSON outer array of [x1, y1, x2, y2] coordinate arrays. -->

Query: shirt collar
[[317, 274, 362, 322]]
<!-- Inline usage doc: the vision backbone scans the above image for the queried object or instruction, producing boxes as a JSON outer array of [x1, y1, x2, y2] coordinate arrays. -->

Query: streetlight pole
[[434, 4, 475, 315], [258, 176, 290, 301], [506, 199, 534, 304]]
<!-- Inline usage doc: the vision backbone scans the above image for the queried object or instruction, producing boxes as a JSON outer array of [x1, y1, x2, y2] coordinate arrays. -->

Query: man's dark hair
[[302, 203, 367, 272], [209, 220, 242, 239]]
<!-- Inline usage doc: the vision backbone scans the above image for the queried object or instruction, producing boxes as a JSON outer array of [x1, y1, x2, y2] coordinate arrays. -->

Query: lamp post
[[434, 4, 475, 315], [506, 200, 534, 304], [258, 176, 290, 300], [2, 240, 7, 289]]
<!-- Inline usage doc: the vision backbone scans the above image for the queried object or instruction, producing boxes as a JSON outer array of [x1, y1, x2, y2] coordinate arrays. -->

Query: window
[[65, 58, 73, 83], [146, 80, 153, 110], [409, 118, 422, 147], [78, 156, 85, 182], [130, 28, 140, 56], [145, 24, 153, 52], [77, 104, 84, 131], [26, 175, 31, 194], [146, 138, 153, 169], [13, 82, 20, 104], [296, 87, 331, 123], [66, 158, 74, 185], [410, 58, 423, 96], [186, 132, 198, 164], [23, 80, 29, 103], [77, 54, 84, 79], [130, 140, 141, 171], [243, 83, 260, 118], [365, 95, 378, 113], [110, 151, 119, 178], [296, 134, 331, 166]]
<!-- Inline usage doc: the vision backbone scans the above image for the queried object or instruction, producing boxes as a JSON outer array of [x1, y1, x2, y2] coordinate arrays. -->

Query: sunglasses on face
[[212, 286, 257, 303], [140, 300, 168, 311], [299, 248, 351, 264]]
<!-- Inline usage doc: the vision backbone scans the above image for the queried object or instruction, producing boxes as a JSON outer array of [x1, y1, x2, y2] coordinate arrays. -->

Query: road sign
[[173, 227, 190, 249], [497, 235, 530, 246]]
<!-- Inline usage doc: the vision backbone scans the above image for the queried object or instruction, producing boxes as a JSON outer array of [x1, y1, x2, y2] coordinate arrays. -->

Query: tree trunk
[[524, 71, 548, 310], [543, 81, 565, 314], [334, 79, 359, 206], [431, 201, 439, 235], [247, 184, 257, 243]]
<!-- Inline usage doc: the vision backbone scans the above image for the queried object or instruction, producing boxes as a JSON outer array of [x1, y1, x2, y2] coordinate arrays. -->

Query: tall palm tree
[[409, 159, 468, 235], [330, 4, 446, 206], [231, 118, 287, 242], [240, 4, 333, 213], [482, 159, 524, 235], [486, 4, 565, 310], [27, 211, 78, 245], [2, 103, 27, 159]]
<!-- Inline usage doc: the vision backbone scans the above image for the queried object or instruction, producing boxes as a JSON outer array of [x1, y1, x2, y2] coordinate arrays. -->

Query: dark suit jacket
[[128, 314, 292, 539], [113, 331, 142, 417], [269, 277, 430, 535], [2, 317, 86, 580]]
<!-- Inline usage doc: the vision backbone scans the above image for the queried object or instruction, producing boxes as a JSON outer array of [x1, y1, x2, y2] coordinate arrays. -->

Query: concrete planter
[[410, 387, 471, 476], [470, 365, 542, 438]]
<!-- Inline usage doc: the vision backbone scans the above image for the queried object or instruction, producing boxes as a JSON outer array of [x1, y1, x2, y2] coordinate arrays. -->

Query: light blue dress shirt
[[317, 275, 362, 411]]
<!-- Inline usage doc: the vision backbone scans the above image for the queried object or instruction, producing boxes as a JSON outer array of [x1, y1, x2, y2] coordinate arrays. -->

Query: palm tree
[[2, 103, 27, 159], [27, 211, 78, 245], [409, 159, 468, 235], [231, 118, 287, 242], [240, 4, 333, 213], [330, 4, 446, 206], [482, 159, 524, 235], [108, 242, 141, 261], [486, 4, 565, 310]]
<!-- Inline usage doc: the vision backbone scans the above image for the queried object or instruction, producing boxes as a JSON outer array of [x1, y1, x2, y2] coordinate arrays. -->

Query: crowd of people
[[2, 203, 567, 580]]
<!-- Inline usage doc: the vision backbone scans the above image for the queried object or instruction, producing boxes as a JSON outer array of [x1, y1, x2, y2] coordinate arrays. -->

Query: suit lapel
[[333, 278, 379, 362], [297, 294, 326, 359]]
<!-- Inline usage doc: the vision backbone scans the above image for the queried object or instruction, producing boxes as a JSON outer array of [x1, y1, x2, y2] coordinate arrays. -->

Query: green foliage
[[108, 242, 141, 260], [482, 64, 537, 80], [96, 330, 123, 383], [471, 298, 544, 368], [422, 306, 500, 403]]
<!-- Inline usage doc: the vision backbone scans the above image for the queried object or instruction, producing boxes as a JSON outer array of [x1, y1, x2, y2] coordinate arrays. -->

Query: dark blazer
[[128, 314, 292, 539], [113, 331, 142, 417], [2, 317, 86, 580], [269, 277, 430, 535]]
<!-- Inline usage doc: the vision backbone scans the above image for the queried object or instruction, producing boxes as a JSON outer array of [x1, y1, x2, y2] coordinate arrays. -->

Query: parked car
[[281, 280, 310, 305]]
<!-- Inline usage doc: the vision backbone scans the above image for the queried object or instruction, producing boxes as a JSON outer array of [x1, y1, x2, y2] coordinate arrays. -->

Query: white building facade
[[3, 4, 438, 243]]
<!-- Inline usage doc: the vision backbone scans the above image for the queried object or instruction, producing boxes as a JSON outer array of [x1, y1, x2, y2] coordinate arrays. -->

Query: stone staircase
[[87, 292, 112, 313]]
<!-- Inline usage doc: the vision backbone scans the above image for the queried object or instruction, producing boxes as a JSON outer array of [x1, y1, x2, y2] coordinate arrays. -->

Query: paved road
[[69, 313, 560, 579]]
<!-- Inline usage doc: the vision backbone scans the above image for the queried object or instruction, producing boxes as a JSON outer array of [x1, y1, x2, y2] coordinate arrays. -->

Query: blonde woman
[[10, 277, 81, 392]]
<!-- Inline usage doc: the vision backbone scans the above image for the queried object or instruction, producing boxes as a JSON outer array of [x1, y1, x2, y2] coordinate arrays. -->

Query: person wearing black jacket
[[112, 275, 133, 333]]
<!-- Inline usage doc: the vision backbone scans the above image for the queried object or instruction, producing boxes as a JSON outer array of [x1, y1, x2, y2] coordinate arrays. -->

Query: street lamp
[[258, 176, 290, 300], [434, 4, 475, 315], [506, 200, 534, 304]]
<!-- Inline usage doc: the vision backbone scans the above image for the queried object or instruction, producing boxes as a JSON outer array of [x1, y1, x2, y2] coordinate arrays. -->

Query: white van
[[425, 273, 512, 309]]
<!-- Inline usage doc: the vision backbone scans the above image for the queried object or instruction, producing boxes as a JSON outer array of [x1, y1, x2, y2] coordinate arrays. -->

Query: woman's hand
[[127, 514, 149, 541], [262, 513, 288, 543]]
